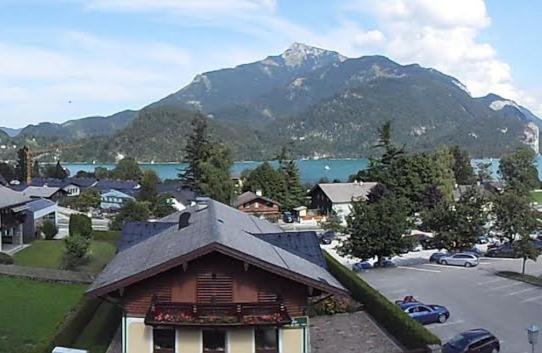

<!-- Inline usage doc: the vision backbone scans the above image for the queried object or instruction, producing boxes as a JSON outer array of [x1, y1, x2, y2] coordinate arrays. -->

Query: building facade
[[87, 199, 345, 353], [100, 189, 136, 210], [0, 186, 30, 253], [233, 191, 281, 221]]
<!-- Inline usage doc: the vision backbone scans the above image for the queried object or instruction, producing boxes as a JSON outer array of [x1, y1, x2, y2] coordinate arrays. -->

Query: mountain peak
[[280, 42, 347, 67]]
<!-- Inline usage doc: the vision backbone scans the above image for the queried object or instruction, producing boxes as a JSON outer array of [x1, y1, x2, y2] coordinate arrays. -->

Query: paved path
[[0, 264, 95, 283], [310, 311, 404, 353]]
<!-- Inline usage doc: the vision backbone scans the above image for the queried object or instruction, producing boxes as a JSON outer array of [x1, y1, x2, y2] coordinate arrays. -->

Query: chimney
[[256, 189, 262, 197], [178, 212, 191, 230]]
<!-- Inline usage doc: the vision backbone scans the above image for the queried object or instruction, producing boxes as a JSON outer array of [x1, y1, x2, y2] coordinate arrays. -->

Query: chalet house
[[22, 186, 67, 202], [87, 198, 346, 353], [100, 189, 136, 210], [0, 186, 30, 253], [23, 199, 58, 242], [308, 182, 378, 223], [233, 191, 281, 220], [96, 180, 140, 197], [11, 177, 98, 197]]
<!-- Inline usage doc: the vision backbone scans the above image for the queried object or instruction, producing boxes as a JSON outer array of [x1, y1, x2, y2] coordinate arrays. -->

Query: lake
[[64, 157, 542, 184]]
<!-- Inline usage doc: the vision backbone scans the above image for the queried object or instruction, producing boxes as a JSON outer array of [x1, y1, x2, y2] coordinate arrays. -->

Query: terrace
[[145, 300, 292, 327]]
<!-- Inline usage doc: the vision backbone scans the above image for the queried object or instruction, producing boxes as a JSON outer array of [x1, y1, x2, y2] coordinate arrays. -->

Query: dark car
[[352, 261, 372, 271], [443, 328, 500, 353], [318, 231, 336, 244], [373, 259, 395, 268], [459, 247, 483, 257], [430, 252, 447, 263], [282, 211, 294, 223], [400, 303, 450, 324], [485, 243, 518, 258]]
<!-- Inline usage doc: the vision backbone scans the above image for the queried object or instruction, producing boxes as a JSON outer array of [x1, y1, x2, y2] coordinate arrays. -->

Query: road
[[359, 256, 542, 353]]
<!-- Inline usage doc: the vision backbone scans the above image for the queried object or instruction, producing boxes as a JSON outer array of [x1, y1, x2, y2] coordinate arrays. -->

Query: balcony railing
[[145, 300, 292, 327]]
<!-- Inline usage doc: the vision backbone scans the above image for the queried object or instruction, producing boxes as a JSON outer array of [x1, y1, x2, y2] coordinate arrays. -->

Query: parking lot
[[359, 255, 542, 353]]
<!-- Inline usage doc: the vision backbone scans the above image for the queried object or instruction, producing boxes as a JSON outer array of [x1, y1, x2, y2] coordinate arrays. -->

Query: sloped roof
[[233, 191, 281, 208], [87, 199, 345, 296], [119, 221, 177, 252], [22, 186, 63, 198], [0, 186, 30, 209], [312, 182, 378, 203], [101, 189, 135, 199], [26, 198, 56, 213]]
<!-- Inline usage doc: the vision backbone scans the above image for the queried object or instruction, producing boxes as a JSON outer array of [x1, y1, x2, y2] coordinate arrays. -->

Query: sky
[[1, 0, 541, 128]]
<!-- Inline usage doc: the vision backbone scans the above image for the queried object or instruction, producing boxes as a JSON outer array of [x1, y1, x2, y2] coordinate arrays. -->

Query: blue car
[[401, 303, 450, 324], [352, 261, 372, 271], [443, 329, 500, 353]]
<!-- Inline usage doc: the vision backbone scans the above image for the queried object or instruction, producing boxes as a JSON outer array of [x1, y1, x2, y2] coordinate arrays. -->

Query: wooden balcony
[[145, 300, 292, 327]]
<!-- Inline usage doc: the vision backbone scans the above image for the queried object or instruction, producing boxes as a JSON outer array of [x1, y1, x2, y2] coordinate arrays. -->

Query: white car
[[438, 253, 479, 267]]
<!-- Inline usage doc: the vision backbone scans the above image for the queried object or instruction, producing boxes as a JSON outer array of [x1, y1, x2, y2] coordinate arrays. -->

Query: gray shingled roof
[[88, 199, 345, 295], [22, 186, 62, 198], [315, 182, 378, 203], [0, 186, 31, 209], [232, 191, 281, 208]]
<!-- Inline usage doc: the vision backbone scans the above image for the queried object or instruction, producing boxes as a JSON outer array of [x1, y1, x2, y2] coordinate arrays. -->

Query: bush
[[0, 252, 13, 264], [42, 220, 58, 240], [64, 235, 90, 269], [308, 296, 359, 316], [324, 252, 441, 349], [69, 214, 92, 239]]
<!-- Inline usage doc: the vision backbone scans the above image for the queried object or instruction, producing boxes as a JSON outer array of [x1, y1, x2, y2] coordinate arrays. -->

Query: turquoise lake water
[[63, 156, 542, 184]]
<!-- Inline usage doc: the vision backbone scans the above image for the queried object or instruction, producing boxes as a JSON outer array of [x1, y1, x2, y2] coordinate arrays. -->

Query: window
[[203, 330, 226, 353], [153, 328, 175, 353], [255, 328, 278, 353]]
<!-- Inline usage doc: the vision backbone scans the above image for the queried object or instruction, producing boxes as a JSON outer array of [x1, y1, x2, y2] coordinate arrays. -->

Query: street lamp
[[527, 324, 539, 353]]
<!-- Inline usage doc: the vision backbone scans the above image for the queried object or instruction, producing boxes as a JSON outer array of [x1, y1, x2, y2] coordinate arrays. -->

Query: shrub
[[64, 235, 90, 269], [309, 296, 359, 316], [42, 220, 58, 240], [0, 252, 13, 265], [324, 252, 441, 349], [69, 214, 92, 239]]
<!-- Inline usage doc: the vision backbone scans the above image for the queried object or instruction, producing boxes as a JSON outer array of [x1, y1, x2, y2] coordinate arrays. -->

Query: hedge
[[0, 252, 14, 264], [324, 252, 441, 349], [36, 297, 102, 353]]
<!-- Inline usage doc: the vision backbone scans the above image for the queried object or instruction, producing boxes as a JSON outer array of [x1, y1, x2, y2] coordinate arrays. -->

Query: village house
[[87, 198, 346, 353], [233, 191, 281, 221], [23, 199, 58, 242], [308, 182, 378, 223], [22, 185, 67, 202], [0, 186, 30, 253], [100, 189, 136, 210]]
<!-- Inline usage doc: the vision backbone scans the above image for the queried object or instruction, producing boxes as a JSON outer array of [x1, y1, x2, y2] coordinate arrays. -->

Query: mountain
[[18, 110, 138, 140], [1, 43, 540, 162], [0, 127, 22, 137]]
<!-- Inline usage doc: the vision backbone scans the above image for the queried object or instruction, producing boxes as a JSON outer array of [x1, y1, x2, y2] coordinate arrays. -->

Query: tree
[[41, 220, 58, 240], [514, 236, 540, 274], [44, 161, 68, 179], [476, 161, 493, 183], [75, 188, 101, 211], [138, 170, 161, 203], [0, 162, 16, 182], [499, 146, 539, 196], [111, 200, 150, 230], [450, 146, 475, 185], [179, 115, 212, 193], [492, 190, 537, 245], [199, 144, 235, 204], [95, 167, 111, 180], [421, 185, 444, 210], [243, 162, 284, 202], [152, 194, 176, 218], [278, 146, 305, 210], [112, 157, 142, 181], [69, 214, 93, 239], [320, 210, 344, 233], [16, 146, 31, 182], [422, 187, 486, 250], [366, 183, 390, 204], [338, 194, 411, 263], [64, 235, 90, 269], [32, 160, 41, 178]]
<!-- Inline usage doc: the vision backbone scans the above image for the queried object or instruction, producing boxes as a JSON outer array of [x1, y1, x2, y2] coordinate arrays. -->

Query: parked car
[[459, 247, 483, 257], [443, 328, 500, 353], [429, 252, 447, 263], [352, 261, 372, 271], [318, 231, 336, 244], [401, 303, 450, 324], [439, 253, 479, 267], [373, 259, 395, 268], [485, 243, 518, 258], [282, 211, 294, 223]]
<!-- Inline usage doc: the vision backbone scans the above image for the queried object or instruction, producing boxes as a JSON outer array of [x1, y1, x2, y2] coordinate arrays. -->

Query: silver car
[[438, 253, 479, 267]]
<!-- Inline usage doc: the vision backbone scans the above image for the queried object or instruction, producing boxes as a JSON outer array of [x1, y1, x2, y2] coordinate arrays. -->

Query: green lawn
[[0, 277, 86, 353], [14, 232, 118, 273], [530, 190, 542, 204]]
